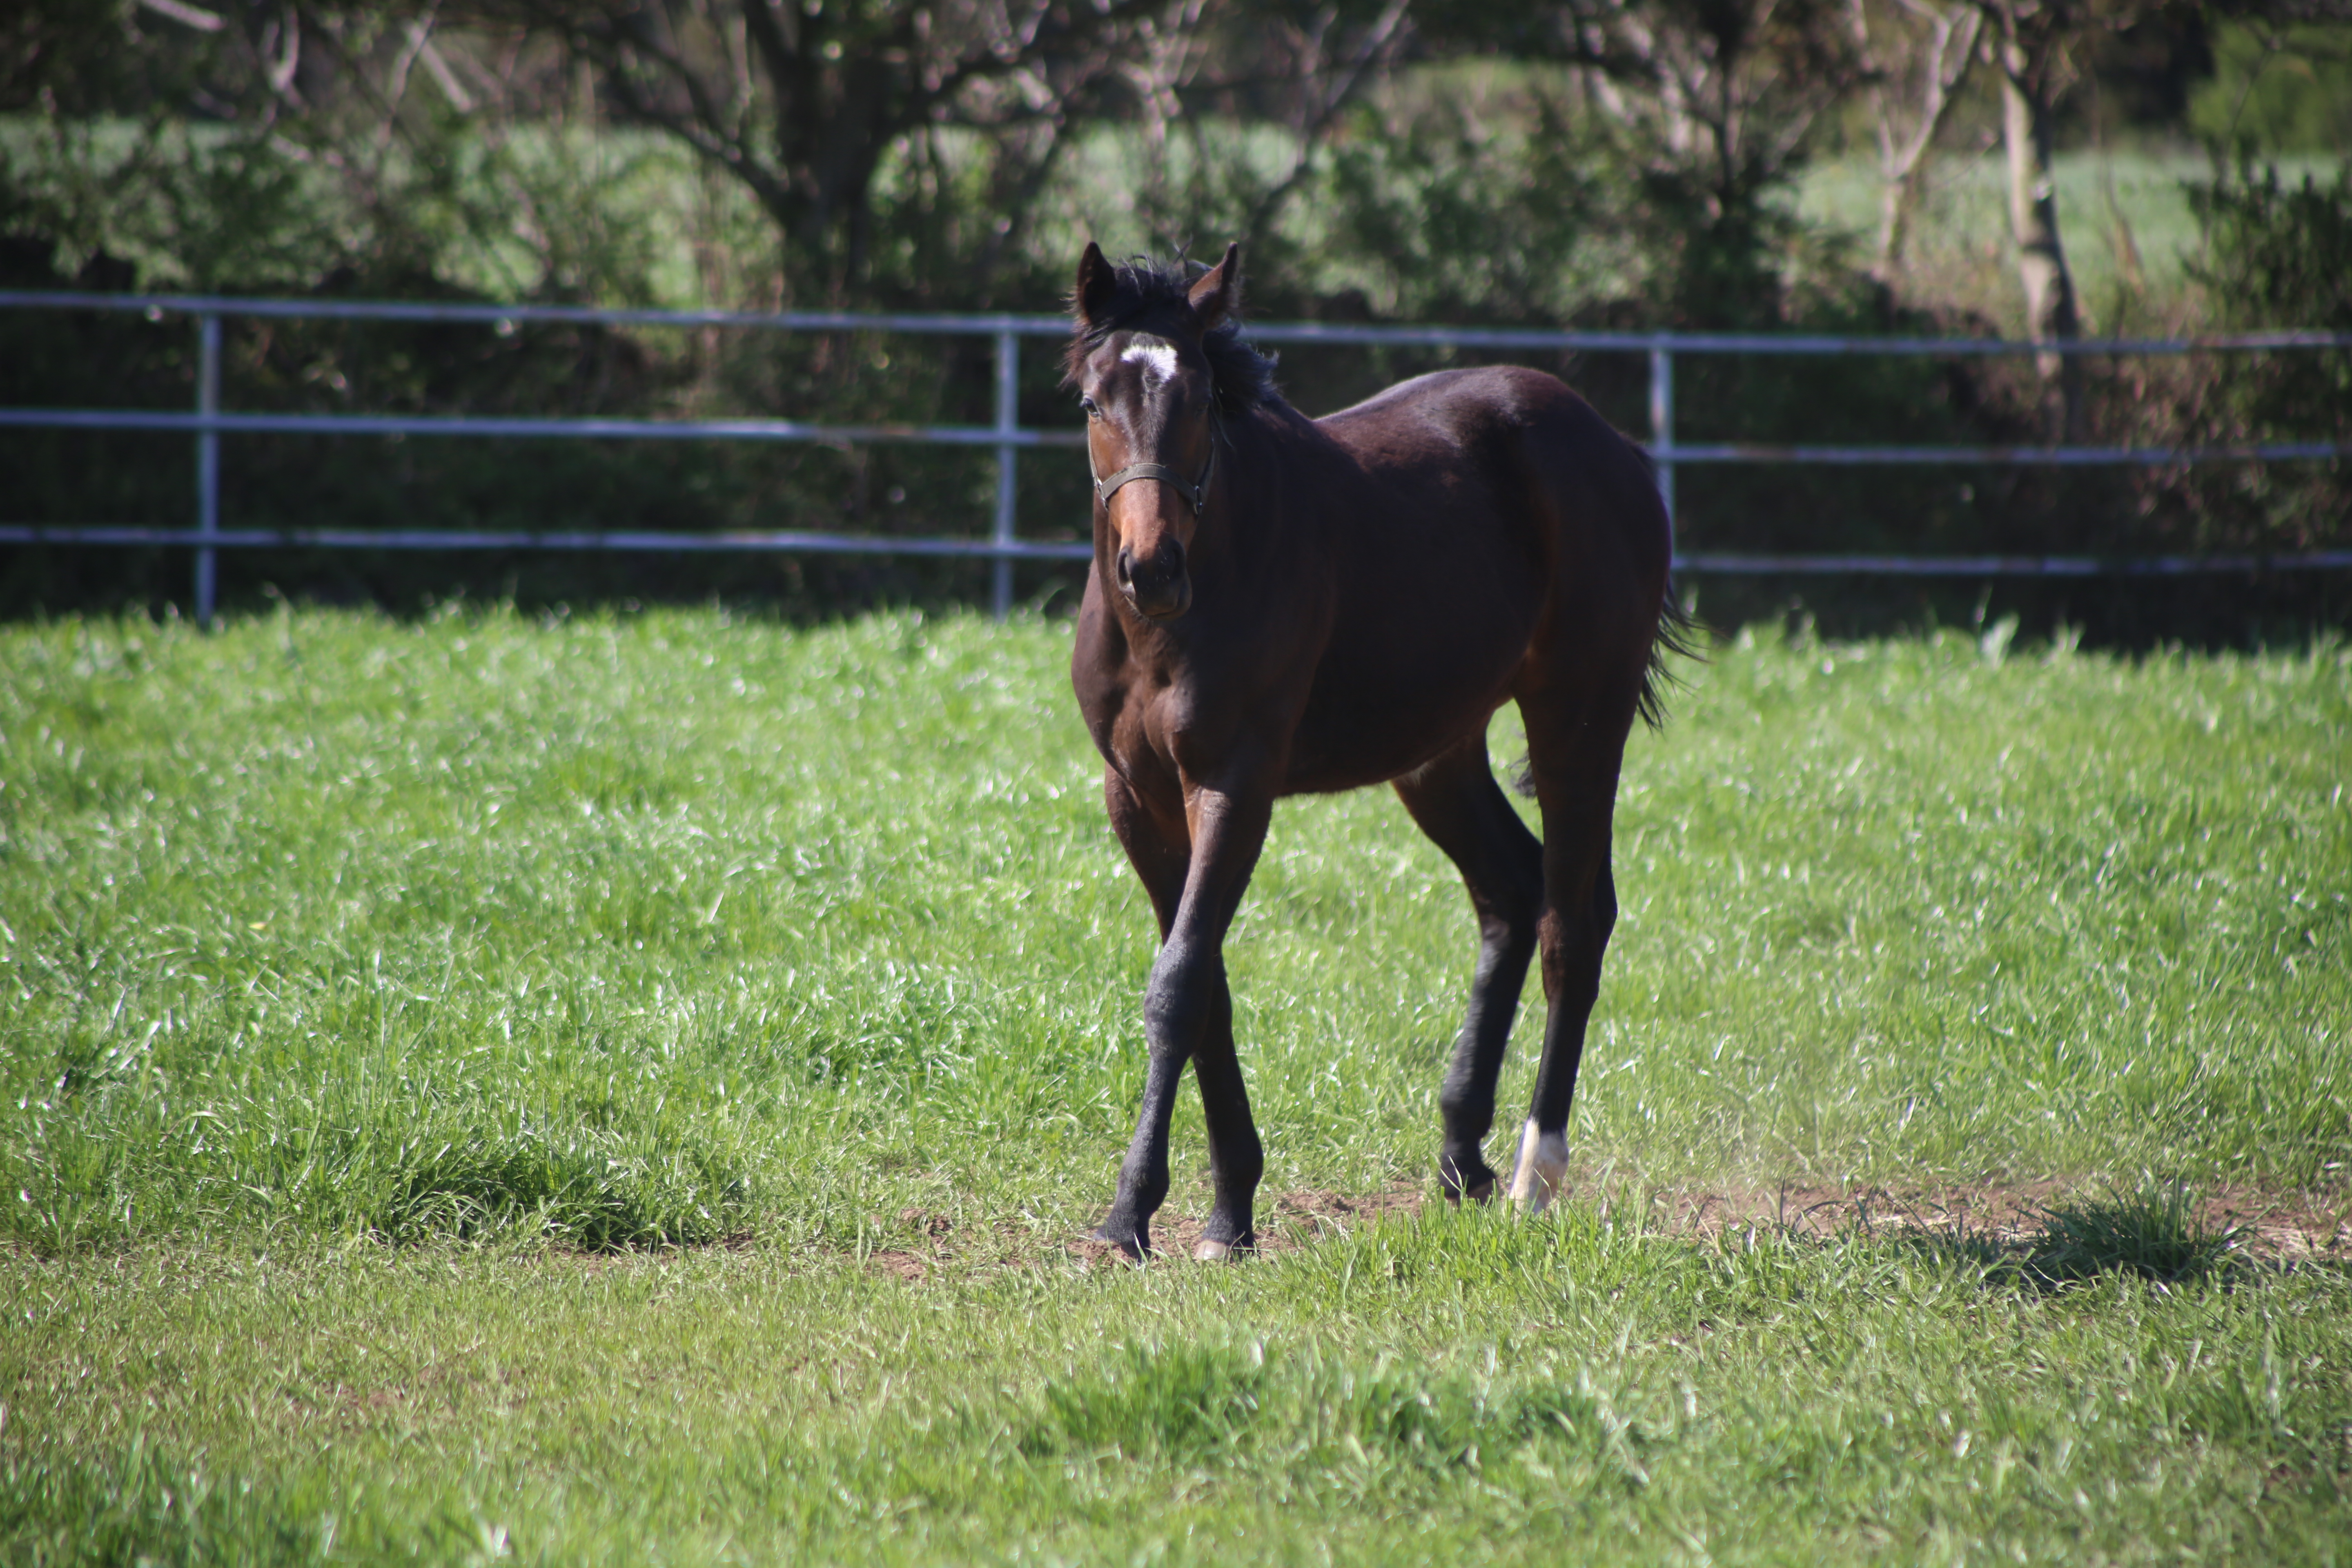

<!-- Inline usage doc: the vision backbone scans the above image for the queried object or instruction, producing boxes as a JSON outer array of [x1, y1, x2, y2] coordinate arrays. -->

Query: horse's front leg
[[1097, 775, 1272, 1260]]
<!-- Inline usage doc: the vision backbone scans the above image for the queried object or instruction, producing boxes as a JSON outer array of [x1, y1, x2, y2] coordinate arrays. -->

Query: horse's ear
[[1074, 242, 1116, 327], [1187, 242, 1241, 332]]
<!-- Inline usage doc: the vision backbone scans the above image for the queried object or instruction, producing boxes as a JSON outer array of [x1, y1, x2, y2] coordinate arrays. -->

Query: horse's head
[[1069, 241, 1241, 623]]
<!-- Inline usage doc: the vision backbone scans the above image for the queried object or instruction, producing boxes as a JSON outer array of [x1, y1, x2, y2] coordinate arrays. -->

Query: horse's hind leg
[[1393, 735, 1545, 1203], [1508, 689, 1638, 1213]]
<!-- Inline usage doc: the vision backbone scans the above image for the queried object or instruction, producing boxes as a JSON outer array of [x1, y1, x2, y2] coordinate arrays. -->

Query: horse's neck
[[1198, 410, 1272, 558], [1207, 401, 1318, 532], [1178, 408, 1329, 625]]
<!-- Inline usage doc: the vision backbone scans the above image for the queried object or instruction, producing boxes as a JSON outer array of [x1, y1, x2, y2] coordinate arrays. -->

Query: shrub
[[2168, 160, 2352, 552]]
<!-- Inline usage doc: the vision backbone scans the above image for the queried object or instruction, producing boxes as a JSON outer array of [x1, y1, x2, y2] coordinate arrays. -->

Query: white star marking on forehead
[[1120, 339, 1179, 384]]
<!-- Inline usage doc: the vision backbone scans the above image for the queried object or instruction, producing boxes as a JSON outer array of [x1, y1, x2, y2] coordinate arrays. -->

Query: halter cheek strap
[[1091, 440, 1216, 514]]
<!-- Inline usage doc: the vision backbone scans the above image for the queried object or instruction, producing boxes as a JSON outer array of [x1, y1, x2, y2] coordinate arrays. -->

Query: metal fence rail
[[4, 289, 2349, 624]]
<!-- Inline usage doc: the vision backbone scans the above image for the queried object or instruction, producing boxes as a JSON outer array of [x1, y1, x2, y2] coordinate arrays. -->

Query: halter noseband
[[1091, 439, 1215, 515]]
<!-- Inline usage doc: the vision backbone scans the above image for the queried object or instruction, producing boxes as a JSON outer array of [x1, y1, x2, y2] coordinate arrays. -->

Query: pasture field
[[1, 606, 2347, 1564]]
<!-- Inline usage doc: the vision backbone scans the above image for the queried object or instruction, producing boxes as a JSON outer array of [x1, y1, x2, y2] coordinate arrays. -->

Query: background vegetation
[[0, 2, 2347, 636]]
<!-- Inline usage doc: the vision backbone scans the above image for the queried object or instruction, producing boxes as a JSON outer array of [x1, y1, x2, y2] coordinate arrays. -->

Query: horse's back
[[1314, 364, 1664, 629], [1276, 366, 1668, 790]]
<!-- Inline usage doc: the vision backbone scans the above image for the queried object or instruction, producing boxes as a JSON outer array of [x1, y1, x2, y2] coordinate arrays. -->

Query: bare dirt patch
[[853, 1176, 2346, 1280], [856, 1208, 962, 1281], [1627, 1180, 2352, 1265], [1261, 1185, 1428, 1246], [869, 1248, 933, 1282]]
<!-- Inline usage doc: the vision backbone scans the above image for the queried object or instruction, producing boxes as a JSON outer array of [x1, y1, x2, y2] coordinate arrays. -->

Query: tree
[[1848, 0, 1982, 274], [1081, 0, 1415, 265], [1973, 0, 2089, 434], [1557, 0, 1866, 323], [446, 1, 1176, 304]]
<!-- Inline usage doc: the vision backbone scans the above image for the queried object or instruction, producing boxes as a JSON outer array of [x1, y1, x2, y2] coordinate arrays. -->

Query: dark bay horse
[[1065, 242, 1686, 1260]]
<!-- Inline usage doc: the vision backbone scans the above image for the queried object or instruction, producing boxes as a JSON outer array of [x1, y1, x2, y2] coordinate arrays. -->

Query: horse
[[1065, 241, 1688, 1260]]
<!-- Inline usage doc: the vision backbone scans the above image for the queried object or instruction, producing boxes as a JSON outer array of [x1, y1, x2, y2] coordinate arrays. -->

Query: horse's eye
[[1080, 396, 1101, 419]]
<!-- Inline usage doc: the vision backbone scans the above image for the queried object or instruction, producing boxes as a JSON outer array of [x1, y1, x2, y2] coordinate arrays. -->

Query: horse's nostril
[[1116, 547, 1134, 586]]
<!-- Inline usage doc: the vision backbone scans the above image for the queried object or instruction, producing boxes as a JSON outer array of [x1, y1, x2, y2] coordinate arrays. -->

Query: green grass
[[2, 606, 2347, 1563]]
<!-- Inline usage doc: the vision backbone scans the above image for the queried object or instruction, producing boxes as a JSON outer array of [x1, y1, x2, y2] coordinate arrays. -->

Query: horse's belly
[[1282, 725, 1488, 794], [1275, 525, 1545, 794], [1280, 641, 1523, 794]]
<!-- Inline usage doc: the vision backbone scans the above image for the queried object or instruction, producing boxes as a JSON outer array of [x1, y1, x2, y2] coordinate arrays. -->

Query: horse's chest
[[1105, 693, 1187, 790]]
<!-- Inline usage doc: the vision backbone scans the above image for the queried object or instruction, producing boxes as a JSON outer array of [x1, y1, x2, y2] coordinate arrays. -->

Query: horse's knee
[[1475, 905, 1539, 976], [1509, 862, 1548, 940], [1590, 862, 1617, 942], [1471, 852, 1543, 962], [1535, 902, 1574, 981], [1143, 942, 1221, 1048], [1540, 859, 1615, 953]]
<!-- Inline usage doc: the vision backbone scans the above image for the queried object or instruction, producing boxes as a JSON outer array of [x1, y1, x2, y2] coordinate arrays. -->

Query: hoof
[[1093, 1221, 1149, 1261], [1440, 1154, 1499, 1205], [1506, 1119, 1569, 1215]]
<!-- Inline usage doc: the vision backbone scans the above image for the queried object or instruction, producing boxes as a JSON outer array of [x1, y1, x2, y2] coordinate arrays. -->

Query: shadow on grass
[[1894, 1185, 2252, 1290]]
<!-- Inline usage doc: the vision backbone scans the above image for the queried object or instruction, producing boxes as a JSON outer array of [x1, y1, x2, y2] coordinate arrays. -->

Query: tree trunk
[[1854, 0, 1980, 276], [1991, 9, 2083, 437]]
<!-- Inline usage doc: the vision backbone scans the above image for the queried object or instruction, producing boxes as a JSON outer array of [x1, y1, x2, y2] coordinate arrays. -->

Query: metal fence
[[4, 289, 2349, 624]]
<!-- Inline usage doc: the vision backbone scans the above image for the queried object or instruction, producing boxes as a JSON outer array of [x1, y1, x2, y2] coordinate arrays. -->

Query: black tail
[[1635, 582, 1706, 732]]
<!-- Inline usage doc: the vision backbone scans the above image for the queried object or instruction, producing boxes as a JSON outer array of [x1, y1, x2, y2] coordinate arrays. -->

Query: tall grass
[[2, 1201, 2347, 1565], [2, 608, 2344, 1259], [1, 608, 2345, 1562]]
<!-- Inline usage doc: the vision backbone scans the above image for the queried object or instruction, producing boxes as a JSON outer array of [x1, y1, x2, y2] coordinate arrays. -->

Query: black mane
[[1063, 254, 1282, 419]]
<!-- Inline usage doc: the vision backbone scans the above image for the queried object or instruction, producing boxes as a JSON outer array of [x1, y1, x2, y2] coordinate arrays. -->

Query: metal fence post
[[1648, 339, 1675, 541], [991, 327, 1019, 620], [195, 310, 221, 626]]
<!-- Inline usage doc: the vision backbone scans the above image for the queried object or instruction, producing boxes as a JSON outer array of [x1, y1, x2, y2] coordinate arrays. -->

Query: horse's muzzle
[[1116, 541, 1192, 621]]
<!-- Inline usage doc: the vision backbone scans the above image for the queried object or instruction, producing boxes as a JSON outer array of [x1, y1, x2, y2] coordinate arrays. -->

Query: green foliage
[[0, 113, 1067, 617], [2191, 159, 2352, 333], [2175, 159, 2352, 546], [7, 75, 2350, 632], [2189, 23, 2352, 156], [0, 112, 731, 303], [1309, 87, 1626, 323]]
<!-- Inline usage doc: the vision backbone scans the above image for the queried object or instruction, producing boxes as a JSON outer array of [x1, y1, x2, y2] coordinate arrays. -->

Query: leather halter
[[1091, 439, 1215, 515]]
